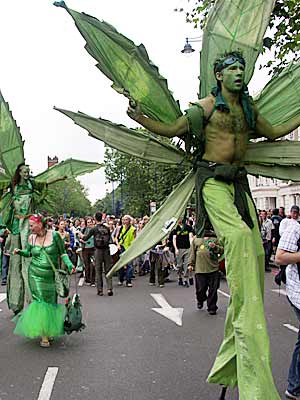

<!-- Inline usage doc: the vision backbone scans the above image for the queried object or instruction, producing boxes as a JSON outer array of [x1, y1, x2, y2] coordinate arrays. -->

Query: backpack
[[94, 224, 110, 249]]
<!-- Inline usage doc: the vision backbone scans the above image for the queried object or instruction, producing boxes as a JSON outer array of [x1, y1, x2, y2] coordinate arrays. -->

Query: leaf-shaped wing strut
[[107, 169, 195, 277], [247, 164, 300, 182], [244, 141, 300, 181], [34, 158, 103, 185], [0, 90, 25, 178], [54, 1, 182, 123], [255, 61, 300, 125], [200, 0, 275, 98], [54, 107, 188, 166], [245, 141, 300, 166]]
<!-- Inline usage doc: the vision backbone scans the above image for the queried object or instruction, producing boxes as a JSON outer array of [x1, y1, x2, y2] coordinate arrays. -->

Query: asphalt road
[[0, 270, 297, 400]]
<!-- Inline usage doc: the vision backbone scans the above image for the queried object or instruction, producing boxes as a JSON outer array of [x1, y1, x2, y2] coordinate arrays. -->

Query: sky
[[0, 1, 272, 203]]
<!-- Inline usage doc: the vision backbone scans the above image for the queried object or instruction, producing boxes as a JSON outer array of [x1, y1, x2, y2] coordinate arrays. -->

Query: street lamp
[[181, 36, 202, 54]]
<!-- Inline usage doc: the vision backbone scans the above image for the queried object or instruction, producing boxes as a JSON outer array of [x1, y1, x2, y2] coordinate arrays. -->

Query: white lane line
[[218, 289, 230, 298], [0, 293, 7, 303], [37, 367, 59, 400], [284, 324, 299, 334], [271, 288, 287, 296], [78, 277, 84, 287]]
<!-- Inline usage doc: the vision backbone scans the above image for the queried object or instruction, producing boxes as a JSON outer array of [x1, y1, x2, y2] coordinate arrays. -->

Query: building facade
[[249, 129, 300, 212]]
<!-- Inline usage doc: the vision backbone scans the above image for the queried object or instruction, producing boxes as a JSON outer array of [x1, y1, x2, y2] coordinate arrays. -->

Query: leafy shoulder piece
[[0, 90, 25, 178], [254, 61, 300, 125], [34, 158, 103, 185], [53, 1, 182, 124], [107, 169, 195, 277], [54, 108, 187, 166], [200, 0, 275, 98]]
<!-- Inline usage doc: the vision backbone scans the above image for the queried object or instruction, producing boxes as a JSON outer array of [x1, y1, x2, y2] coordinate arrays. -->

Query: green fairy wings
[[53, 0, 300, 274], [0, 89, 103, 226]]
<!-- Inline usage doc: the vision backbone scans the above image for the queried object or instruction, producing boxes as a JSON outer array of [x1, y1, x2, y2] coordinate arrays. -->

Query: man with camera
[[276, 212, 300, 400]]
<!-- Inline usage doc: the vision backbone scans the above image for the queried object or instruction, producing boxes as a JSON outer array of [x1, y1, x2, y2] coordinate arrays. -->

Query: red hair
[[29, 214, 43, 224]]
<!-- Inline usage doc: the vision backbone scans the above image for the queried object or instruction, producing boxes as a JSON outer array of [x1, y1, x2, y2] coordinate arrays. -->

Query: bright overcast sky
[[0, 0, 271, 203]]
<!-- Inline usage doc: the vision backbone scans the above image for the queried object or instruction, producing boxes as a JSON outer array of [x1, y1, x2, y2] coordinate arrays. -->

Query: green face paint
[[220, 61, 245, 93]]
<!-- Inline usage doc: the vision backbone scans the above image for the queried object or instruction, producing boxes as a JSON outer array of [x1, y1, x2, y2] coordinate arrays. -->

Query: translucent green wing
[[55, 108, 188, 166], [200, 0, 275, 97], [54, 1, 182, 123], [254, 61, 300, 125], [0, 90, 25, 178], [107, 170, 195, 277], [244, 141, 300, 181], [34, 158, 103, 185], [0, 170, 10, 192]]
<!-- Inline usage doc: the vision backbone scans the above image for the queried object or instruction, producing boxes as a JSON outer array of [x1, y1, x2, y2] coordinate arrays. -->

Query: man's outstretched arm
[[255, 111, 300, 140], [127, 102, 189, 138]]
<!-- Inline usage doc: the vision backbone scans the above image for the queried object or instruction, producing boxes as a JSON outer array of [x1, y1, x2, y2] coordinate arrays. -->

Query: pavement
[[0, 269, 296, 400]]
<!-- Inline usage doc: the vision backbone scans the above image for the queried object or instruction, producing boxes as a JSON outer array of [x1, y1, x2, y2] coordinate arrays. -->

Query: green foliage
[[101, 146, 189, 217], [42, 178, 92, 217], [176, 0, 300, 75]]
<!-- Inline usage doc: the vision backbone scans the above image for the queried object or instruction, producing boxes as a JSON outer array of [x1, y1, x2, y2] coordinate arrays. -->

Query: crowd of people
[[259, 206, 299, 272], [2, 205, 297, 311]]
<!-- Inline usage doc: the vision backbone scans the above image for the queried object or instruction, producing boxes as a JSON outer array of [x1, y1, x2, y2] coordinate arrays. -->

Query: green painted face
[[219, 61, 245, 92], [19, 165, 30, 181]]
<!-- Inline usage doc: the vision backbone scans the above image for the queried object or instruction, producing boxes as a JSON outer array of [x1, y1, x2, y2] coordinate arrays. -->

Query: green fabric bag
[[64, 293, 86, 335]]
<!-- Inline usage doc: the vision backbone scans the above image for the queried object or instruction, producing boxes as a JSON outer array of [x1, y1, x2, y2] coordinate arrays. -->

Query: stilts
[[219, 386, 227, 400]]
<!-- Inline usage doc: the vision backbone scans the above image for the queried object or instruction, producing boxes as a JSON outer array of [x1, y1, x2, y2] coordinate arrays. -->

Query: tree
[[42, 178, 92, 217], [176, 0, 300, 74], [102, 146, 190, 217]]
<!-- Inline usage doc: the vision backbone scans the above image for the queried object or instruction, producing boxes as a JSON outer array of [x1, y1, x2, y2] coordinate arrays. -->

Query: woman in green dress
[[13, 214, 75, 347]]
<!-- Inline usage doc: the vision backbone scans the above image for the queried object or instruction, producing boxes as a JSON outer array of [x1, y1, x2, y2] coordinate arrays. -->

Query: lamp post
[[111, 181, 115, 215], [181, 36, 202, 54]]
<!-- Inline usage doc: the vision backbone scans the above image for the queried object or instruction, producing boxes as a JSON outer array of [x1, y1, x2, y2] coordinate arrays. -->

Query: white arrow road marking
[[271, 288, 287, 296], [218, 289, 230, 298], [151, 293, 183, 326], [78, 277, 84, 287], [0, 293, 7, 303], [37, 367, 59, 400], [284, 324, 299, 334]]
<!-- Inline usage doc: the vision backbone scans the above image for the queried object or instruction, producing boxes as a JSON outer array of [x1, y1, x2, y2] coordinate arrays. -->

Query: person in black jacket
[[80, 212, 113, 296]]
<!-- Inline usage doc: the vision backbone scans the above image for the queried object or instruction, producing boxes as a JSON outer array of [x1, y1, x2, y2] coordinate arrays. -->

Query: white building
[[249, 129, 300, 211]]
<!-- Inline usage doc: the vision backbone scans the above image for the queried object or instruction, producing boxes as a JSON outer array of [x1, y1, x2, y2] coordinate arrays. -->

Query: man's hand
[[175, 249, 179, 256], [127, 101, 142, 122], [188, 265, 193, 272], [13, 248, 20, 255], [209, 242, 216, 248]]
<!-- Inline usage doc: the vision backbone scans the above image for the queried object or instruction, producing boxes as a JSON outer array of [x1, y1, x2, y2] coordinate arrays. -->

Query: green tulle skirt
[[14, 300, 66, 338]]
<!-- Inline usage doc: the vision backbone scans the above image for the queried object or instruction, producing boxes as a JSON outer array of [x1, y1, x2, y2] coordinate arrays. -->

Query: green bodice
[[20, 231, 73, 273]]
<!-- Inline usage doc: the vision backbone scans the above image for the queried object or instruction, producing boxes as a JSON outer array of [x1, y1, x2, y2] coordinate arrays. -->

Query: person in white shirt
[[260, 210, 274, 272], [276, 220, 300, 400], [279, 205, 300, 237]]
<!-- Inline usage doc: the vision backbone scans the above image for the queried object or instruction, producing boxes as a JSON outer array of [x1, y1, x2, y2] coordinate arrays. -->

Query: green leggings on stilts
[[203, 178, 280, 400]]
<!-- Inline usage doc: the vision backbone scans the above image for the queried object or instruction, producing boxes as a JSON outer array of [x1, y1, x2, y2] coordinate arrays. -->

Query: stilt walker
[[0, 90, 103, 314]]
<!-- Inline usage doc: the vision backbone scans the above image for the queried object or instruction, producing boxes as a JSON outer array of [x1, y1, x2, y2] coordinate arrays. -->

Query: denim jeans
[[118, 263, 133, 284], [1, 254, 9, 283], [287, 297, 300, 395]]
